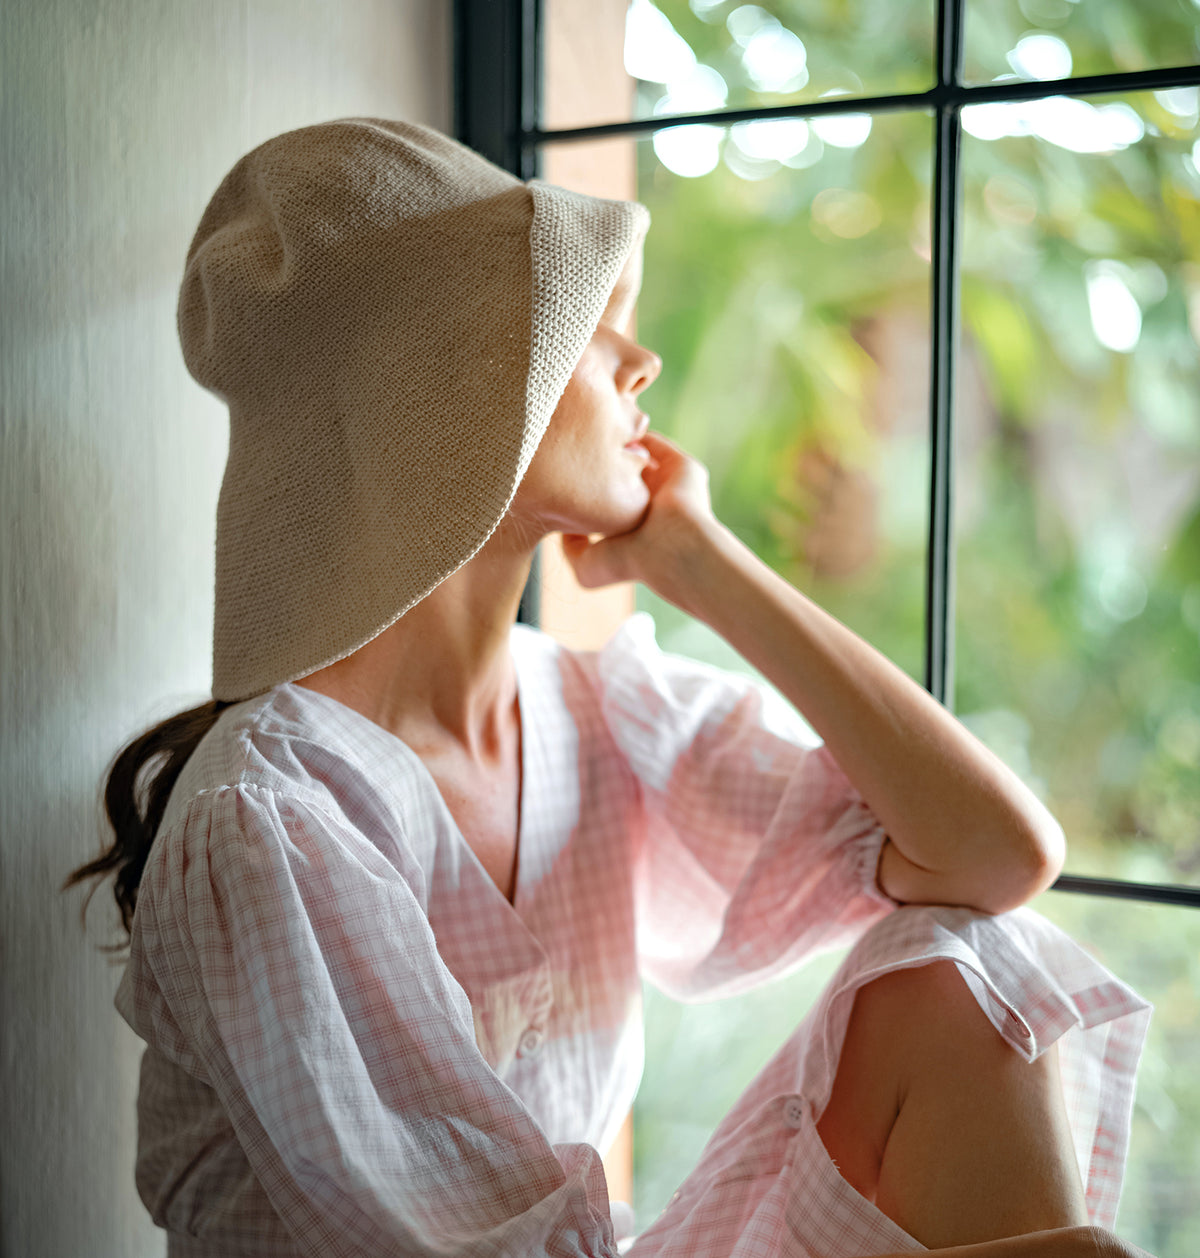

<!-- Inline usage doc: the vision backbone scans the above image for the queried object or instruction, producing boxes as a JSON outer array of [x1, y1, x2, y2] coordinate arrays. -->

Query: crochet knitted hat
[[178, 118, 649, 700]]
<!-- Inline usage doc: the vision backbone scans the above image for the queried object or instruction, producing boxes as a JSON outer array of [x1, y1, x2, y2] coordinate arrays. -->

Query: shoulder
[[546, 614, 820, 787], [512, 611, 735, 698], [156, 684, 425, 873], [176, 683, 414, 792], [509, 616, 694, 743]]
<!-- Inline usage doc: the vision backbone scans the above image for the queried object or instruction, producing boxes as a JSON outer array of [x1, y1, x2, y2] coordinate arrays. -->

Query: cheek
[[551, 365, 601, 431], [539, 379, 606, 470], [514, 424, 582, 515]]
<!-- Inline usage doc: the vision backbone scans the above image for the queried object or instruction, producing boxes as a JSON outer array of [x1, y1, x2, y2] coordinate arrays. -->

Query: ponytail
[[63, 700, 232, 940]]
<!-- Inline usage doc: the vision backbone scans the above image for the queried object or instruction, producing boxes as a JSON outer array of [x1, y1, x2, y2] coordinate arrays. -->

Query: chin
[[519, 466, 651, 539], [587, 485, 651, 538]]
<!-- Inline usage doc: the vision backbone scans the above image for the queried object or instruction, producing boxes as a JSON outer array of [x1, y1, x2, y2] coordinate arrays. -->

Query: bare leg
[[816, 960, 1088, 1249]]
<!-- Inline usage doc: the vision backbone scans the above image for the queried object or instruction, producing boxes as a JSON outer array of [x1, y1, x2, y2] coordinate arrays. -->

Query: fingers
[[639, 430, 678, 456], [1091, 1229, 1156, 1258], [638, 431, 711, 505], [638, 430, 685, 479]]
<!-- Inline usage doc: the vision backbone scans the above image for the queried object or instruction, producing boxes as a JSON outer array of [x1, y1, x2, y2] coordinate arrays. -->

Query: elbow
[[877, 803, 1068, 915], [986, 810, 1066, 913], [1030, 810, 1067, 892]]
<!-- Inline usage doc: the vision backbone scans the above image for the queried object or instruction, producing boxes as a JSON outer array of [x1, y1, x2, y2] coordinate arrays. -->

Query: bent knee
[[851, 960, 980, 1038], [846, 960, 1026, 1098], [820, 959, 1068, 1217]]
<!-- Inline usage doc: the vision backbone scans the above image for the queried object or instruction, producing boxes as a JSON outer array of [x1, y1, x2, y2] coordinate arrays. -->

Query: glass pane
[[955, 91, 1200, 887], [544, 0, 637, 131], [965, 0, 1200, 86], [1032, 892, 1200, 1257], [628, 107, 933, 679], [543, 0, 935, 132]]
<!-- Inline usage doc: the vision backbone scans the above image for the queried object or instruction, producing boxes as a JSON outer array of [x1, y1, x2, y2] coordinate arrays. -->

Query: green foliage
[[964, 0, 1200, 82], [634, 0, 933, 113]]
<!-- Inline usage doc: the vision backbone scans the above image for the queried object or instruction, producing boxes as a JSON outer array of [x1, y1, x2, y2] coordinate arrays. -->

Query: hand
[[863, 1226, 1155, 1257], [1080, 1227, 1156, 1258], [561, 431, 720, 608]]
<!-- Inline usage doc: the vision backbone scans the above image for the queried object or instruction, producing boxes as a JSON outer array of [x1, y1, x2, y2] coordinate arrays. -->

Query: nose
[[620, 339, 662, 396]]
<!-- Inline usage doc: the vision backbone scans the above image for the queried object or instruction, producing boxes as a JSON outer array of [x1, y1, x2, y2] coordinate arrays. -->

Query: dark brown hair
[[63, 700, 232, 941]]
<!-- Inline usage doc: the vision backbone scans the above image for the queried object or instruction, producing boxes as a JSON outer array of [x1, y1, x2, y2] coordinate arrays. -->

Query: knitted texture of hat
[[178, 118, 648, 700]]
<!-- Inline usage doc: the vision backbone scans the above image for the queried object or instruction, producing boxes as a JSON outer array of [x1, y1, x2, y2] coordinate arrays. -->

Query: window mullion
[[925, 0, 966, 706], [1052, 874, 1200, 908], [454, 0, 541, 178]]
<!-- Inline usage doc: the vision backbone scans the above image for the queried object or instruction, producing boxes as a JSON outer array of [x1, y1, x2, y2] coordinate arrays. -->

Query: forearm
[[668, 520, 1064, 912]]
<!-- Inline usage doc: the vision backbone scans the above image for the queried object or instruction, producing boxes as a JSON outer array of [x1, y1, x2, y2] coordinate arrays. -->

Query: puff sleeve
[[592, 614, 897, 1001]]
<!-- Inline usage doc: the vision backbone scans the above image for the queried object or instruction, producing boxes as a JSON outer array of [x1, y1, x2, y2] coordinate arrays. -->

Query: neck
[[296, 518, 538, 758]]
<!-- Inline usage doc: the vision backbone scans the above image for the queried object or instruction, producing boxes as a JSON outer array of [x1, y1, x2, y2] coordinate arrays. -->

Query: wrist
[[646, 514, 745, 620]]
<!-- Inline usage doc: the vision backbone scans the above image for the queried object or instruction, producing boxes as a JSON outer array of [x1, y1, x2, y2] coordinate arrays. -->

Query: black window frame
[[455, 0, 1200, 911]]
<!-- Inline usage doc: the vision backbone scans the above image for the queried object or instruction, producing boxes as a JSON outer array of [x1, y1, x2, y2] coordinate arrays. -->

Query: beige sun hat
[[177, 118, 649, 701]]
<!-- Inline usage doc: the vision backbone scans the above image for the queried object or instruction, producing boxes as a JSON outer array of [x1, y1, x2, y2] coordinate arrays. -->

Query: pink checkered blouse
[[115, 615, 1150, 1257]]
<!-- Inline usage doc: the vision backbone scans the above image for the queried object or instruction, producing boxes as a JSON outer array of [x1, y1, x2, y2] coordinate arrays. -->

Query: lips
[[626, 412, 649, 445]]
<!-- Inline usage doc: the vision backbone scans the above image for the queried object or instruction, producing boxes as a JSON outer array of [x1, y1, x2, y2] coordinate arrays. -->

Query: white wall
[[0, 3, 451, 1252]]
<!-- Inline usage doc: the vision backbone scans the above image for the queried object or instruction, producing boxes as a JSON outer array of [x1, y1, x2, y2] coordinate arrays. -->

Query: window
[[456, 2, 1200, 1250]]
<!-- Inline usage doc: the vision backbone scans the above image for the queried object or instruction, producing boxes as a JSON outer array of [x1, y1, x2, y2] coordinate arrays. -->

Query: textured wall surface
[[0, 3, 449, 1253]]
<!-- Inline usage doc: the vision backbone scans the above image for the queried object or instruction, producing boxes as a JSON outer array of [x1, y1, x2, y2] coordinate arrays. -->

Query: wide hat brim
[[177, 119, 648, 701]]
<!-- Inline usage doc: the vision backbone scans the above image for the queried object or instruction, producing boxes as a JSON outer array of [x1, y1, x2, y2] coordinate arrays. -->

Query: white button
[[518, 1027, 544, 1057], [782, 1096, 807, 1130]]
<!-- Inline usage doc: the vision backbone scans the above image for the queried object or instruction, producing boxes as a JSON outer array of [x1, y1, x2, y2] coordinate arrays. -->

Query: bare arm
[[564, 433, 1065, 914]]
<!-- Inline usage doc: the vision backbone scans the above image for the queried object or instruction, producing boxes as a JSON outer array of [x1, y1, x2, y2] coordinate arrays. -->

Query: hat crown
[[178, 120, 524, 398]]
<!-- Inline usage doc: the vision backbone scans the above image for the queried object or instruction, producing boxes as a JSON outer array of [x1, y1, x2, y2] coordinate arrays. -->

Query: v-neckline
[[285, 628, 536, 917]]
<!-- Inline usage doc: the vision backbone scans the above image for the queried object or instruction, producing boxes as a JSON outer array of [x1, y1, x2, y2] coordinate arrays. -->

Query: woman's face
[[511, 259, 662, 540]]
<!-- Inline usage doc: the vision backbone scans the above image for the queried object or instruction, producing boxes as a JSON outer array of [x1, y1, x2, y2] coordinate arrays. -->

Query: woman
[[68, 118, 1151, 1257]]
